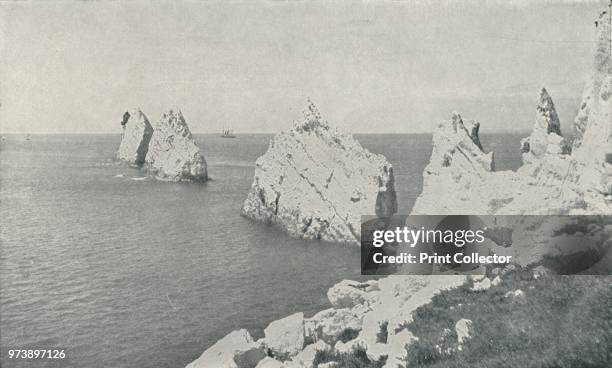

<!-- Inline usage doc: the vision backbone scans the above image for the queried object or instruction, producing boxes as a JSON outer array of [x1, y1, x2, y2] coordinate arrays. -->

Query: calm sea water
[[0, 133, 523, 368]]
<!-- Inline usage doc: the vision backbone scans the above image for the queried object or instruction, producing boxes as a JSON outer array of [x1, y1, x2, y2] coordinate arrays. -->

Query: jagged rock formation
[[186, 329, 266, 368], [520, 88, 569, 164], [144, 109, 208, 182], [412, 8, 612, 268], [241, 101, 397, 243], [414, 12, 611, 216], [116, 109, 153, 166]]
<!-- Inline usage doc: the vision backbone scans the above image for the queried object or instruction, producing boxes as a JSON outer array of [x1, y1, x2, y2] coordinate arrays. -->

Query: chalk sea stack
[[241, 100, 397, 243], [116, 108, 208, 182], [144, 109, 208, 182], [116, 109, 154, 166]]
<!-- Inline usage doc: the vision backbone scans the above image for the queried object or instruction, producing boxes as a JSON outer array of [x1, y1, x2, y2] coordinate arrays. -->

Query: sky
[[0, 0, 608, 134]]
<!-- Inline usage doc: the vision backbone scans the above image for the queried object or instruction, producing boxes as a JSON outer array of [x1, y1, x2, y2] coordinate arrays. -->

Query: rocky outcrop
[[116, 109, 153, 166], [454, 319, 473, 351], [263, 313, 305, 359], [326, 280, 378, 309], [241, 101, 397, 243], [520, 88, 569, 164], [186, 329, 266, 368], [411, 8, 612, 269], [145, 109, 208, 182]]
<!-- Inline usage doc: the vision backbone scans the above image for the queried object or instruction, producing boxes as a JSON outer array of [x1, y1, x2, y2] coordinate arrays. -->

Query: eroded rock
[[116, 109, 154, 166], [263, 313, 305, 360], [145, 109, 207, 182], [241, 101, 397, 243], [186, 329, 265, 368]]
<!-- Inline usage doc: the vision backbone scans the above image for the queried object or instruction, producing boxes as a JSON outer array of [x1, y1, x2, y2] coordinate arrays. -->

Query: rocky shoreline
[[185, 7, 611, 368]]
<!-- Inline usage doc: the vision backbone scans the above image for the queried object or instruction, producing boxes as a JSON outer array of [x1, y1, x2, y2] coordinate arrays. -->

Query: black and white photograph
[[1, 1, 611, 367]]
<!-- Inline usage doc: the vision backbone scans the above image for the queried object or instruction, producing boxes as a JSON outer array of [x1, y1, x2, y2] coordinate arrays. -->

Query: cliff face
[[411, 9, 611, 268], [413, 41, 611, 216], [241, 101, 397, 243], [116, 109, 154, 166], [573, 8, 611, 150], [144, 109, 208, 182]]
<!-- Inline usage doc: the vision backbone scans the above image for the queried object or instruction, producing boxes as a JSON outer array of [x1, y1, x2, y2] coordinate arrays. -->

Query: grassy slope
[[404, 272, 612, 368]]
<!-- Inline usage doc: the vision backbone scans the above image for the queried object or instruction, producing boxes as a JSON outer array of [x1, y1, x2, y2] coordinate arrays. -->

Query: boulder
[[505, 289, 525, 299], [455, 319, 473, 351], [185, 329, 266, 368], [116, 109, 154, 166], [241, 100, 397, 243], [491, 276, 502, 286], [254, 357, 284, 368], [263, 313, 305, 359], [145, 109, 207, 181], [286, 341, 329, 368], [307, 308, 362, 343], [381, 329, 419, 368], [326, 280, 375, 309], [470, 277, 491, 292]]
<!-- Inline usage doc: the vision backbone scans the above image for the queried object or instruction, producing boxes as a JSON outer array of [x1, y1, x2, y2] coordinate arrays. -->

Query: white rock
[[307, 308, 362, 343], [241, 100, 397, 243], [286, 341, 329, 368], [254, 357, 284, 368], [326, 280, 373, 309], [411, 10, 612, 269], [382, 329, 419, 368], [532, 266, 549, 279], [116, 109, 154, 166], [145, 109, 207, 181], [186, 329, 266, 368], [455, 319, 473, 351], [491, 276, 502, 286], [263, 313, 305, 359], [333, 338, 363, 354], [504, 289, 525, 299], [318, 363, 338, 368], [470, 277, 491, 292]]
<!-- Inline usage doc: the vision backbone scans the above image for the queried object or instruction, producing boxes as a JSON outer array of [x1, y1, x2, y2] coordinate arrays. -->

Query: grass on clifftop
[[402, 272, 612, 368]]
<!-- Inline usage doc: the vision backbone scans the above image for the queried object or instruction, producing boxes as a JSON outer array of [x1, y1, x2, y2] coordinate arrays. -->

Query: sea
[[0, 133, 524, 368]]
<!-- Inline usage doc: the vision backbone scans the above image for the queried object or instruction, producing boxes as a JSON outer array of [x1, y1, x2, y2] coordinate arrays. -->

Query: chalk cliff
[[116, 109, 154, 166], [241, 101, 397, 243], [411, 8, 611, 268], [413, 48, 611, 216], [144, 109, 208, 182]]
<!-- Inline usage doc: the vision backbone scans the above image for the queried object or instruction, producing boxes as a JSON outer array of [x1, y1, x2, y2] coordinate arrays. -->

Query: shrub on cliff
[[313, 348, 386, 368]]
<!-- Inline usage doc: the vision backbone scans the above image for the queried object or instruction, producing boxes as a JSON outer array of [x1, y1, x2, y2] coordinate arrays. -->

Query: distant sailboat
[[25, 134, 31, 141], [220, 128, 236, 138]]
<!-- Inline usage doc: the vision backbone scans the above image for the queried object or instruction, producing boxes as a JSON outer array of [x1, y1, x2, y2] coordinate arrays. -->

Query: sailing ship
[[221, 129, 236, 138]]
